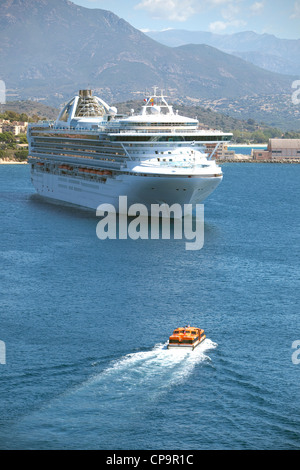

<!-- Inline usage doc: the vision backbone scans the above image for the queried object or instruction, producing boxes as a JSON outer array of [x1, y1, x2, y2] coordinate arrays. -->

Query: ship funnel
[[79, 89, 93, 98]]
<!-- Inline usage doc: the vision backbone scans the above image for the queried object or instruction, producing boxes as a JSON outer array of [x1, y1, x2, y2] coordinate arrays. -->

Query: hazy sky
[[73, 0, 300, 39]]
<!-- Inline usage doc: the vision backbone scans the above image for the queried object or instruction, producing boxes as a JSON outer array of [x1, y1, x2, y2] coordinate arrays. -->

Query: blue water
[[229, 146, 267, 155], [0, 163, 300, 450]]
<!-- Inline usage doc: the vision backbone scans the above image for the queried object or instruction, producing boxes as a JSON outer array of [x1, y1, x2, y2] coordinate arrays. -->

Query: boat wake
[[3, 340, 217, 449], [92, 338, 217, 396]]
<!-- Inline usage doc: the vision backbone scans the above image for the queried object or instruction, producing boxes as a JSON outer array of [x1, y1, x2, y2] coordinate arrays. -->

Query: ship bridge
[[117, 89, 199, 131]]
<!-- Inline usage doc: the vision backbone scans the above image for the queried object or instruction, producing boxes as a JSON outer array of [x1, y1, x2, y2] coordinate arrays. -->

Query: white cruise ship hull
[[31, 169, 222, 212], [27, 89, 231, 212]]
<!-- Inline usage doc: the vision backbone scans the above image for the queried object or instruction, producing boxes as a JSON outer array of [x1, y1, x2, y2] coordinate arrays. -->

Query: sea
[[228, 145, 267, 155], [0, 162, 299, 450]]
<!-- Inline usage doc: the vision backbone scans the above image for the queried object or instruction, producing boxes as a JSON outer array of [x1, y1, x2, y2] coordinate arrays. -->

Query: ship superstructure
[[27, 89, 232, 211]]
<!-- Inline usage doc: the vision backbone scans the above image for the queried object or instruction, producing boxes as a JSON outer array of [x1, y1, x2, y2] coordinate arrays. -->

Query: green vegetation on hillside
[[2, 100, 59, 121], [0, 104, 56, 161], [0, 109, 48, 123], [0, 131, 28, 161]]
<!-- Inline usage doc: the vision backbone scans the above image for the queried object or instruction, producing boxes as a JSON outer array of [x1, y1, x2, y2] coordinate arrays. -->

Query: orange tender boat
[[167, 326, 206, 350]]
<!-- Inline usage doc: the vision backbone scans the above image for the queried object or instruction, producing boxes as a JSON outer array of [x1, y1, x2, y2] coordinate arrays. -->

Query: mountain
[[146, 30, 300, 76], [0, 0, 295, 109], [3, 100, 59, 120]]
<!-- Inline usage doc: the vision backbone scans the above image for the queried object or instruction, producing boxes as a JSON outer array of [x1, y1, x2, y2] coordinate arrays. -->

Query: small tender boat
[[167, 326, 206, 350]]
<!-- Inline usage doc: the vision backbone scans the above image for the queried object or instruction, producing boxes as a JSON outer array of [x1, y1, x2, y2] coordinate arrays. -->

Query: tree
[[4, 111, 20, 122], [19, 113, 29, 122], [14, 150, 28, 161], [0, 132, 15, 144], [18, 134, 28, 144], [251, 130, 267, 143]]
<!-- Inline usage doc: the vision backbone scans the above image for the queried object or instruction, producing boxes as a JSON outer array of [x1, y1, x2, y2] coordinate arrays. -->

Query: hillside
[[146, 30, 300, 76], [3, 100, 58, 120], [0, 0, 294, 109]]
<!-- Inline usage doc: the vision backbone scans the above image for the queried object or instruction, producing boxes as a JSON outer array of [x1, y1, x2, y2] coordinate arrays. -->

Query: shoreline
[[0, 160, 28, 164], [1, 158, 299, 165], [218, 158, 300, 164], [228, 144, 268, 148], [1, 161, 299, 165], [219, 153, 300, 163]]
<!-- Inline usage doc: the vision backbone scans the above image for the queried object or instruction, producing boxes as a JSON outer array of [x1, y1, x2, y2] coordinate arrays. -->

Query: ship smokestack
[[79, 89, 92, 98]]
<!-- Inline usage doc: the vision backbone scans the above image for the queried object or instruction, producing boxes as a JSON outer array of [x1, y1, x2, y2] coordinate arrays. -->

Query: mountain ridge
[[0, 0, 294, 107], [146, 29, 300, 75]]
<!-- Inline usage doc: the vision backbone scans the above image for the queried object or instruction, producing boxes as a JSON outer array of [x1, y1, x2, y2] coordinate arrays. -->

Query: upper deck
[[28, 89, 232, 143]]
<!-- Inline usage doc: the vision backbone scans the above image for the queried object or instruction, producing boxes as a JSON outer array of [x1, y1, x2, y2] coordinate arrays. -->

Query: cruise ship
[[27, 89, 232, 212]]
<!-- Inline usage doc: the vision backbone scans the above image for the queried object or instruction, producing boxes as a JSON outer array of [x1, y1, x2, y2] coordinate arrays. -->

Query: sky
[[73, 0, 300, 39]]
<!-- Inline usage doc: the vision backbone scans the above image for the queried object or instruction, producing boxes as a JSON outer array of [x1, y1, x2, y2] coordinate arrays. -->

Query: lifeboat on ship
[[167, 326, 206, 350]]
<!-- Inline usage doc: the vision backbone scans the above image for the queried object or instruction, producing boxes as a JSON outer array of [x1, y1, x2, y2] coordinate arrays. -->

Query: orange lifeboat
[[167, 326, 206, 350]]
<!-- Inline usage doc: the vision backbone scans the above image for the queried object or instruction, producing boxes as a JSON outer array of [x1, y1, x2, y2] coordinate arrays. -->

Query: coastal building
[[204, 142, 235, 160], [253, 139, 300, 161], [215, 143, 236, 160], [0, 119, 28, 135]]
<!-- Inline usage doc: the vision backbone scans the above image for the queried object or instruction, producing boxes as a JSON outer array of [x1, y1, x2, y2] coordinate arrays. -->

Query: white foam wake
[[8, 339, 218, 447], [87, 338, 218, 396]]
